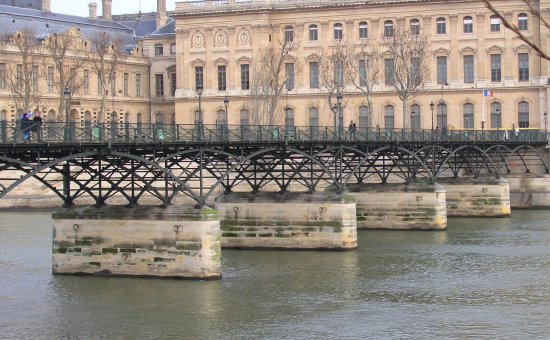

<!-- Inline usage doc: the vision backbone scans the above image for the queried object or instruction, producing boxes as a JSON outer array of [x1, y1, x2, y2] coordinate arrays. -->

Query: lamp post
[[331, 104, 338, 140], [223, 95, 229, 140], [337, 92, 343, 139], [63, 87, 71, 142], [196, 84, 203, 139], [430, 101, 435, 139]]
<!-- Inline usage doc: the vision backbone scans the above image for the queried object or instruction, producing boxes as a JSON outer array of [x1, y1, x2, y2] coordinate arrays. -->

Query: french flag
[[483, 89, 494, 97]]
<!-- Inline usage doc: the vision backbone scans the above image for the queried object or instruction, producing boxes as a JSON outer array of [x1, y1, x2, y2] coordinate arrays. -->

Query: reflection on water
[[0, 211, 549, 338]]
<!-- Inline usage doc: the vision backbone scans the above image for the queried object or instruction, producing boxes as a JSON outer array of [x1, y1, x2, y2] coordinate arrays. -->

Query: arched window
[[384, 20, 394, 37], [436, 17, 446, 35], [136, 112, 142, 131], [437, 103, 447, 129], [309, 107, 318, 127], [359, 106, 369, 128], [0, 109, 6, 122], [490, 102, 501, 128], [285, 108, 294, 128], [490, 15, 500, 32], [284, 26, 294, 43], [240, 109, 249, 126], [309, 24, 318, 41], [125, 112, 130, 124], [217, 109, 227, 127], [518, 13, 528, 31], [463, 16, 473, 33], [155, 112, 164, 124], [410, 19, 420, 36], [518, 101, 529, 128], [110, 111, 118, 135], [171, 112, 176, 124], [410, 104, 421, 129], [359, 22, 368, 39], [384, 105, 394, 129], [0, 110, 6, 140], [333, 23, 343, 40], [463, 103, 474, 129]]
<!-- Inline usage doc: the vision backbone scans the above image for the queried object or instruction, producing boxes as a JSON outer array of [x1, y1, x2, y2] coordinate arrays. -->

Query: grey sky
[[51, 0, 178, 17]]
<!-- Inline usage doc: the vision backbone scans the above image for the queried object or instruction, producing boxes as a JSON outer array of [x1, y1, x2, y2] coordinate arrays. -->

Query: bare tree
[[382, 28, 429, 129], [318, 42, 355, 130], [249, 26, 299, 126], [483, 0, 550, 61], [88, 31, 126, 123], [44, 30, 87, 121], [1, 27, 43, 114], [348, 43, 383, 127]]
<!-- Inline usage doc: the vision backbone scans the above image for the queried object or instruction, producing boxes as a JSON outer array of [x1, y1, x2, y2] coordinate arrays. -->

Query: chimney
[[89, 2, 98, 20], [156, 0, 167, 30], [42, 0, 51, 12], [102, 0, 112, 20]]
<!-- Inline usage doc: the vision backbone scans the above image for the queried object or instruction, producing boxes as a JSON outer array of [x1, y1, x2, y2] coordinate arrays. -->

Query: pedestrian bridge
[[0, 123, 547, 207]]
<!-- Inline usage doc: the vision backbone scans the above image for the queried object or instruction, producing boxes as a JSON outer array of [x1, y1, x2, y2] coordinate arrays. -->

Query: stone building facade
[[0, 0, 176, 127], [172, 0, 550, 131]]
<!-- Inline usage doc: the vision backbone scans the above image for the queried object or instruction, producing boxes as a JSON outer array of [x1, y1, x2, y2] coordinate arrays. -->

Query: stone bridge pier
[[215, 192, 357, 250], [346, 182, 447, 230], [439, 177, 511, 217], [506, 174, 550, 209], [52, 205, 221, 279]]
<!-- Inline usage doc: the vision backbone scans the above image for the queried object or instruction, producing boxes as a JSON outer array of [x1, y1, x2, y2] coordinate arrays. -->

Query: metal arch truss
[[0, 141, 547, 207]]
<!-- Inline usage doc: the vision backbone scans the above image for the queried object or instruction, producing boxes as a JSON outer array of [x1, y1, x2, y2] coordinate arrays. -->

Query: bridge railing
[[0, 122, 546, 144]]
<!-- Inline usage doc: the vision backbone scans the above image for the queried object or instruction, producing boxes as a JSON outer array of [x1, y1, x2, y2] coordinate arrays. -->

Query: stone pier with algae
[[52, 205, 221, 280], [215, 192, 357, 250], [347, 182, 447, 230]]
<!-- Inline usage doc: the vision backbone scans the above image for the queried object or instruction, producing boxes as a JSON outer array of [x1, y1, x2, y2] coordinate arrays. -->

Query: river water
[[1, 211, 549, 339]]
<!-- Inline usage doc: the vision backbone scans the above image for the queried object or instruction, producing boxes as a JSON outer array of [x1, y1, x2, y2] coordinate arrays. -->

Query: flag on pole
[[483, 89, 494, 97]]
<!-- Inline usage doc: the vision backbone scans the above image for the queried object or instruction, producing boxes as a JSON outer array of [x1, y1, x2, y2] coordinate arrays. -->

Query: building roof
[[150, 18, 175, 37], [0, 5, 139, 52], [0, 0, 41, 10]]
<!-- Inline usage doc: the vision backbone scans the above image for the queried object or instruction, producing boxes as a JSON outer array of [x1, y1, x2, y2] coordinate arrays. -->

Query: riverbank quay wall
[[52, 206, 222, 280], [215, 192, 357, 250]]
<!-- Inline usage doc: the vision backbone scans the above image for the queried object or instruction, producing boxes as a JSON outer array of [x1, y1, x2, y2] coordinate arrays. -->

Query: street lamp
[[63, 87, 71, 141], [196, 84, 203, 139], [223, 95, 229, 139], [337, 92, 343, 139]]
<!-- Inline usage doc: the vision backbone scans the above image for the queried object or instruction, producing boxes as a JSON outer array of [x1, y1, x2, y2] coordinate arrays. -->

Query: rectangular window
[[241, 64, 250, 90], [437, 56, 447, 84], [32, 65, 38, 92], [518, 53, 529, 81], [170, 43, 176, 54], [69, 68, 76, 90], [123, 72, 129, 96], [155, 44, 163, 56], [309, 62, 319, 89], [218, 65, 226, 91], [110, 74, 116, 96], [384, 59, 394, 85], [285, 63, 295, 90], [171, 72, 177, 96], [16, 64, 22, 89], [463, 55, 474, 83], [491, 54, 502, 82], [195, 66, 203, 90], [83, 69, 89, 94], [359, 60, 367, 87], [334, 61, 343, 87], [0, 63, 5, 89], [155, 74, 164, 96], [47, 66, 54, 92], [136, 74, 141, 97]]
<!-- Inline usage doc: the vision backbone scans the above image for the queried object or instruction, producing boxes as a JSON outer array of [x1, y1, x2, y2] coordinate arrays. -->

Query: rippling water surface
[[1, 211, 549, 338]]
